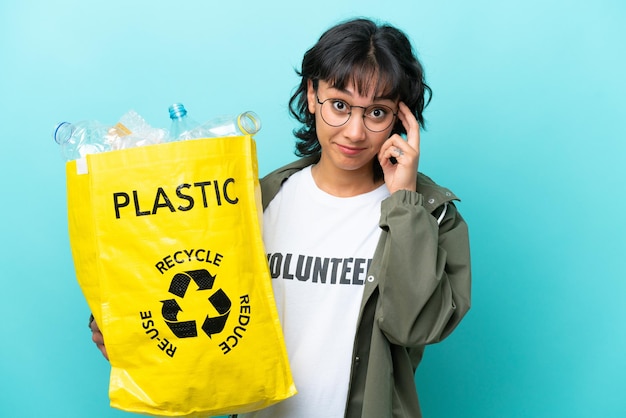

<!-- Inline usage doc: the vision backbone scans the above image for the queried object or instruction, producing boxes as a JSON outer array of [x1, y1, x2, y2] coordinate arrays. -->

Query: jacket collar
[[260, 156, 459, 212]]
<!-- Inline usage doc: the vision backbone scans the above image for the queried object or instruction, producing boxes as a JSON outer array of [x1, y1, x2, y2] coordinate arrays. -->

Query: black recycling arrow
[[161, 298, 198, 338], [209, 288, 231, 314], [202, 314, 229, 339], [165, 319, 198, 338], [201, 289, 232, 338], [168, 269, 216, 297], [168, 273, 191, 298], [186, 269, 216, 290], [161, 299, 182, 321]]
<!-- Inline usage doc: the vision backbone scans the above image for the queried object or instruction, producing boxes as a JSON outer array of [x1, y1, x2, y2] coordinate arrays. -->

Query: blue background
[[1, 0, 624, 417]]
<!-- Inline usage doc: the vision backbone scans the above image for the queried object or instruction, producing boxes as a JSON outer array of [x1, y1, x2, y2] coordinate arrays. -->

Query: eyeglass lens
[[319, 98, 395, 132]]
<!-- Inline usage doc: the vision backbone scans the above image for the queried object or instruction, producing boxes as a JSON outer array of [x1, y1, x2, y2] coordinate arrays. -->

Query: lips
[[336, 143, 366, 156]]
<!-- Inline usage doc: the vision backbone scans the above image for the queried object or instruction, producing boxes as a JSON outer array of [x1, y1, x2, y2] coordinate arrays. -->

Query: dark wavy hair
[[289, 18, 432, 177]]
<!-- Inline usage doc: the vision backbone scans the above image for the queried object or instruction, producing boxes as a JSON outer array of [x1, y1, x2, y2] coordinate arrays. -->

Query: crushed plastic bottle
[[53, 120, 116, 161], [108, 110, 167, 150]]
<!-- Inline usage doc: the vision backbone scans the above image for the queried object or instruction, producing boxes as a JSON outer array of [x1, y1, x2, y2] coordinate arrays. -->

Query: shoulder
[[416, 172, 460, 213]]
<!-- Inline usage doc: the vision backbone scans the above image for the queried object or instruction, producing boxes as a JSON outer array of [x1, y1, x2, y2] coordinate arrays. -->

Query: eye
[[366, 106, 390, 120], [330, 99, 350, 114]]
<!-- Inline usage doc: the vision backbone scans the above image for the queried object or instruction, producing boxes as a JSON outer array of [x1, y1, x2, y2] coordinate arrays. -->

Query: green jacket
[[259, 156, 472, 418]]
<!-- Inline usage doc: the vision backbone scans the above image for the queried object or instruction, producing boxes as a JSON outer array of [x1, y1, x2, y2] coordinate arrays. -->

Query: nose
[[343, 108, 367, 141]]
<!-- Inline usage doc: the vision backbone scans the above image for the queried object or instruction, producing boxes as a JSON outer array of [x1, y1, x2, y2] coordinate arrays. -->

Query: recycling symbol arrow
[[160, 269, 231, 339]]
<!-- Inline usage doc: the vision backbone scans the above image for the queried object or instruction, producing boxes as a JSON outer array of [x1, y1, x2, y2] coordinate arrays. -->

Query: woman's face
[[307, 79, 397, 178]]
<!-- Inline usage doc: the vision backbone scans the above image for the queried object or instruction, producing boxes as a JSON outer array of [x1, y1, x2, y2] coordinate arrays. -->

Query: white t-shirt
[[243, 166, 390, 418]]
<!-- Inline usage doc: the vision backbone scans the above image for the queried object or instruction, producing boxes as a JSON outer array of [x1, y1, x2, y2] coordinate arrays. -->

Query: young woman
[[92, 17, 471, 418], [240, 17, 471, 418]]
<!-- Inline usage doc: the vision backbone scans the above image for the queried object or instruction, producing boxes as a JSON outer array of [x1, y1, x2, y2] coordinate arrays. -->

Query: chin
[[336, 158, 374, 173]]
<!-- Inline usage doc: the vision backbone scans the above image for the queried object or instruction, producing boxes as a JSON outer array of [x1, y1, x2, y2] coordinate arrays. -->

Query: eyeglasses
[[316, 95, 398, 132]]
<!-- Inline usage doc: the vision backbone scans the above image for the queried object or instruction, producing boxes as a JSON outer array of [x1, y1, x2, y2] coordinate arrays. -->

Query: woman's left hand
[[378, 102, 420, 194]]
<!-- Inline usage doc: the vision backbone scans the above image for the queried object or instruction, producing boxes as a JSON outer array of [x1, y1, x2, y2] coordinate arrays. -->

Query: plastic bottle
[[168, 103, 262, 141], [167, 103, 201, 141], [190, 111, 262, 138], [53, 120, 114, 161]]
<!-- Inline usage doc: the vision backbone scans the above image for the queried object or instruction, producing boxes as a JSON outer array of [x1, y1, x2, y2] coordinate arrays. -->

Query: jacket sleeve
[[375, 190, 471, 346]]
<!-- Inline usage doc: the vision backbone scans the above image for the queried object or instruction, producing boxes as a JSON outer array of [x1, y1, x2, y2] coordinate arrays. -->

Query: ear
[[306, 79, 316, 114]]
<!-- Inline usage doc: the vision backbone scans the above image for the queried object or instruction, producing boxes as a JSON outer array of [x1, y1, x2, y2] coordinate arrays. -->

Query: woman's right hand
[[89, 318, 109, 361]]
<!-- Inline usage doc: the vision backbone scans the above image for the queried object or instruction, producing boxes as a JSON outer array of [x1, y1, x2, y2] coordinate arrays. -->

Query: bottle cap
[[169, 103, 187, 119], [54, 122, 74, 144], [237, 111, 261, 135]]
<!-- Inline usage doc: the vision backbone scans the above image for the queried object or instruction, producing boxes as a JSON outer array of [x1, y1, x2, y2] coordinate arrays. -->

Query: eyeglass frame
[[315, 94, 398, 132]]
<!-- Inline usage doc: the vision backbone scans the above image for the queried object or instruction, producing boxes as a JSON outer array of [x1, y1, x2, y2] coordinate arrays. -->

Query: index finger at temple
[[410, 119, 421, 151], [399, 102, 420, 149]]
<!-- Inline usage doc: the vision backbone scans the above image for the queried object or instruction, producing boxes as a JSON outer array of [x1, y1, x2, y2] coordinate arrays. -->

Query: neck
[[311, 159, 383, 197]]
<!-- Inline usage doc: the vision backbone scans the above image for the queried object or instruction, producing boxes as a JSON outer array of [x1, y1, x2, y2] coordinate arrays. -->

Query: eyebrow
[[326, 85, 395, 103]]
